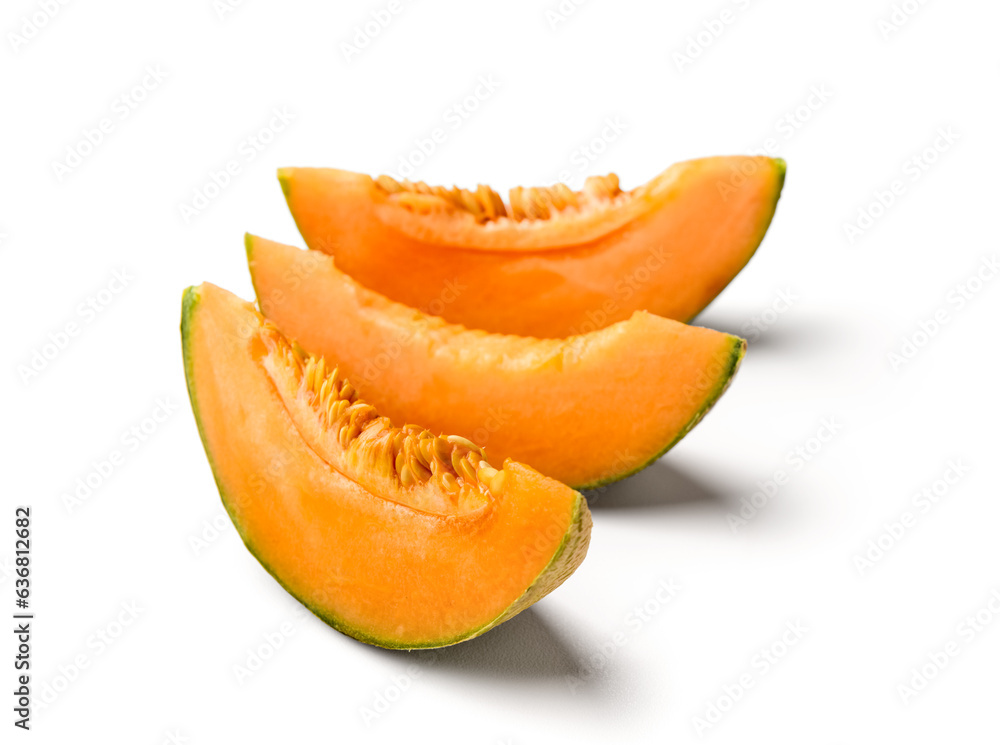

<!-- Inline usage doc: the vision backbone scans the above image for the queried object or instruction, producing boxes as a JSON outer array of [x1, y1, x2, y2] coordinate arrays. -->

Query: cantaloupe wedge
[[246, 235, 746, 489], [277, 156, 785, 337], [181, 283, 591, 649]]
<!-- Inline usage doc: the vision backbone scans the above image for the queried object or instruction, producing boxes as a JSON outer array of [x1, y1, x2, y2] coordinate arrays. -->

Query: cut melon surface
[[278, 156, 785, 337], [246, 235, 746, 489], [181, 283, 591, 649]]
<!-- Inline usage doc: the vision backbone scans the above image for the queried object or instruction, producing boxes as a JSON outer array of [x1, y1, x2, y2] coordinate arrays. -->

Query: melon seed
[[446, 435, 482, 455], [456, 456, 478, 483], [487, 470, 506, 497], [399, 464, 416, 487], [408, 458, 432, 482]]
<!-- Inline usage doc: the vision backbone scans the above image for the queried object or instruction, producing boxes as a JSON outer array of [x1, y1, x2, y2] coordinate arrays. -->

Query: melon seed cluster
[[276, 331, 507, 509], [374, 173, 626, 224]]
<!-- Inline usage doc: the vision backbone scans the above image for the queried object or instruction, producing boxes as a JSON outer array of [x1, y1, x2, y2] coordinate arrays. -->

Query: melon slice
[[246, 235, 746, 489], [277, 156, 785, 337], [181, 283, 591, 649]]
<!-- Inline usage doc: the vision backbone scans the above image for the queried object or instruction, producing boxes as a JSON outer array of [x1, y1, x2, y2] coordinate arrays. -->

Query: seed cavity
[[375, 173, 629, 225], [271, 331, 505, 502]]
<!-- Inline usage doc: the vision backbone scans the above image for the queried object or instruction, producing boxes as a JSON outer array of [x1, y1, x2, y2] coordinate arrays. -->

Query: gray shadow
[[366, 607, 589, 684], [585, 459, 734, 512], [691, 312, 843, 353]]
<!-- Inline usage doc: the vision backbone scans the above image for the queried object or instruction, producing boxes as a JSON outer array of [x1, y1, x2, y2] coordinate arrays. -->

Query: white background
[[3, 0, 999, 742]]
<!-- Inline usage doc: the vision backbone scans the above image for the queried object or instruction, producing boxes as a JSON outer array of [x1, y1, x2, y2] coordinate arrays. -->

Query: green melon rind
[[277, 168, 292, 199], [181, 285, 589, 650], [277, 169, 313, 255], [244, 232, 265, 304], [577, 335, 747, 491]]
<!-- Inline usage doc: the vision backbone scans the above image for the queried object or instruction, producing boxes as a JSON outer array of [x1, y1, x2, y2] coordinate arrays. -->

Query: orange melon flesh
[[278, 156, 785, 337], [246, 235, 746, 489], [181, 283, 591, 649]]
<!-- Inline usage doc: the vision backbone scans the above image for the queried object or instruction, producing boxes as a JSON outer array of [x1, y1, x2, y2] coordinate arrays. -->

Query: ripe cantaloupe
[[277, 156, 785, 337], [181, 283, 591, 648], [246, 234, 746, 488]]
